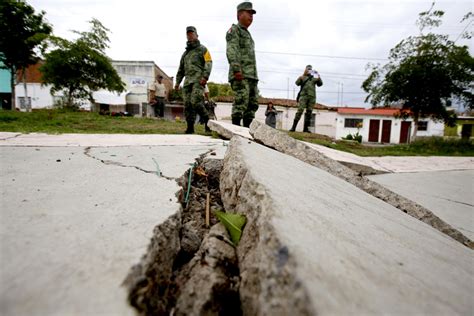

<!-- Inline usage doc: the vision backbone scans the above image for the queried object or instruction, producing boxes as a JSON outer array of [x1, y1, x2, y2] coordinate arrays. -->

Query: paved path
[[0, 133, 227, 316]]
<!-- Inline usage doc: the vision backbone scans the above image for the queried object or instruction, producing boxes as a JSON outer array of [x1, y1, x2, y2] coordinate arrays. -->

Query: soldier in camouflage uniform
[[226, 2, 258, 127], [175, 26, 212, 134], [290, 65, 323, 133]]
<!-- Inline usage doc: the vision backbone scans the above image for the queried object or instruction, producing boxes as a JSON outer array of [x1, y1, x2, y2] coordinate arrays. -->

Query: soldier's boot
[[185, 120, 195, 134], [243, 118, 253, 128], [232, 117, 241, 126], [289, 119, 299, 132], [303, 113, 311, 133]]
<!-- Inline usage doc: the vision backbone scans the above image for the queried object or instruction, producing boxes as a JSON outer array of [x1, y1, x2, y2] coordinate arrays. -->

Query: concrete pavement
[[0, 133, 227, 316]]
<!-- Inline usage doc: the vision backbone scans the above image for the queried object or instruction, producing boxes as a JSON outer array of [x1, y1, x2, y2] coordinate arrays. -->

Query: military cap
[[237, 2, 256, 14], [186, 26, 197, 33], [306, 65, 313, 70]]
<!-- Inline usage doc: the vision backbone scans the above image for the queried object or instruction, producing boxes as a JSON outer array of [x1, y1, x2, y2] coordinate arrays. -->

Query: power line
[[255, 50, 388, 61], [454, 19, 472, 42]]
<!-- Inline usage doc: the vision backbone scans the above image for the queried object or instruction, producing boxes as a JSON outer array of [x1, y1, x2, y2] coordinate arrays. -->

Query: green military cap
[[237, 2, 256, 14], [306, 65, 313, 70], [186, 26, 197, 33]]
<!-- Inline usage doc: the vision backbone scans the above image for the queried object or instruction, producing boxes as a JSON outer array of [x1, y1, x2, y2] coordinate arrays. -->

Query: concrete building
[[110, 60, 173, 117]]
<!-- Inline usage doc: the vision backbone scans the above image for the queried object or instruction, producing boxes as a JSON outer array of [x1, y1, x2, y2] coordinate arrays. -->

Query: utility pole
[[341, 83, 344, 106], [287, 77, 289, 100]]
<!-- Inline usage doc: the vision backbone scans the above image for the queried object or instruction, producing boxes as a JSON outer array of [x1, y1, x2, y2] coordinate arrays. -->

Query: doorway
[[400, 121, 412, 143], [368, 119, 380, 142]]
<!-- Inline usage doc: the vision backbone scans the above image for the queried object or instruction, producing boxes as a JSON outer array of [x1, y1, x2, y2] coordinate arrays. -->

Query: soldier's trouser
[[294, 96, 313, 123], [154, 97, 164, 117], [230, 79, 259, 121], [183, 83, 209, 124]]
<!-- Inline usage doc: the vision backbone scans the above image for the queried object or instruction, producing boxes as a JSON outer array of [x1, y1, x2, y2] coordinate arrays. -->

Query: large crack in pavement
[[123, 154, 243, 315]]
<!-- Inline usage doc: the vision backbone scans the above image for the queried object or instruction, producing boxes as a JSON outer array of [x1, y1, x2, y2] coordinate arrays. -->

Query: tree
[[0, 1, 52, 111], [41, 19, 125, 108], [362, 3, 473, 138], [207, 82, 234, 98]]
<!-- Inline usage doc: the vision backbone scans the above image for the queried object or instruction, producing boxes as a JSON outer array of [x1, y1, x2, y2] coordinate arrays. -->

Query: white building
[[335, 107, 444, 144]]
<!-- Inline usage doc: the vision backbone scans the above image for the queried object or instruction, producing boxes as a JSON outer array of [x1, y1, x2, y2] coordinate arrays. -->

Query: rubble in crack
[[123, 155, 242, 315]]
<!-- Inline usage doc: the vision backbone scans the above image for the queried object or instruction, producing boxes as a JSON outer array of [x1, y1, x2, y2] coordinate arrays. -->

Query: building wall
[[214, 102, 336, 137], [0, 65, 11, 93], [336, 114, 445, 144], [15, 83, 55, 109]]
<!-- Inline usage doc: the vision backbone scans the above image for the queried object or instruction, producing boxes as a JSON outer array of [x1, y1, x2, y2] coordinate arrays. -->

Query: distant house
[[109, 60, 173, 117], [13, 60, 173, 115], [444, 116, 474, 139], [0, 61, 12, 110], [211, 96, 338, 137], [335, 107, 444, 144]]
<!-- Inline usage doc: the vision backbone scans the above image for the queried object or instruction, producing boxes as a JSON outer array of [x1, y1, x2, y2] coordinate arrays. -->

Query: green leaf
[[215, 210, 246, 246]]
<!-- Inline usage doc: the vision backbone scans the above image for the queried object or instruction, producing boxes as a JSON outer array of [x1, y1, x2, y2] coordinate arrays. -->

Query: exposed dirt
[[123, 154, 242, 315]]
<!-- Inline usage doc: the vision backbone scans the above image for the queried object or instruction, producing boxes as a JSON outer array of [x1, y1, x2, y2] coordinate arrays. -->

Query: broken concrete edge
[[248, 120, 474, 250], [220, 136, 315, 315], [208, 120, 252, 140]]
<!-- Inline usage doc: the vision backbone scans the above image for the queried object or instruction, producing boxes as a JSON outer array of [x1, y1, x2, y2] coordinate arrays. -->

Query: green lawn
[[1, 109, 472, 156], [0, 109, 211, 135], [290, 131, 474, 156]]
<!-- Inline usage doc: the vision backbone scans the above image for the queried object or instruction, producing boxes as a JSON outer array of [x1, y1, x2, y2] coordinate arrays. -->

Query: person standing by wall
[[290, 65, 323, 132], [226, 2, 258, 127], [150, 75, 166, 117], [265, 102, 277, 128], [175, 26, 212, 134]]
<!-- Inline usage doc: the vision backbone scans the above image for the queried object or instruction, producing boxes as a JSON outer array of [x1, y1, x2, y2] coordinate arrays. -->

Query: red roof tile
[[337, 107, 404, 116]]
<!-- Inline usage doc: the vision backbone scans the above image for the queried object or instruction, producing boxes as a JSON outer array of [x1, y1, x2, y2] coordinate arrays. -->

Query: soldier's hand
[[234, 72, 243, 81], [174, 84, 180, 91], [199, 78, 207, 87]]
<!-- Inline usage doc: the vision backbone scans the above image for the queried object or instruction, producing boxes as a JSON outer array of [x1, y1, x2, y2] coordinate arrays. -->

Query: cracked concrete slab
[[369, 170, 474, 240], [0, 134, 227, 316], [221, 136, 473, 315], [208, 120, 252, 140]]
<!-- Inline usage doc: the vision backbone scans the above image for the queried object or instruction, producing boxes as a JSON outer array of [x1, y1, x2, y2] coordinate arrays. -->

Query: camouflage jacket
[[226, 23, 258, 82], [176, 40, 212, 87], [295, 75, 323, 100]]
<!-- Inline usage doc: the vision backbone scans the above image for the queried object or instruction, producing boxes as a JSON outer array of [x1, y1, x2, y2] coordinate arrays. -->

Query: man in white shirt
[[150, 75, 167, 117]]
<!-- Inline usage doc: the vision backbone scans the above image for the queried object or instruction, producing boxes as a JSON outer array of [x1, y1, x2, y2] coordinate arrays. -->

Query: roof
[[337, 107, 405, 116], [16, 62, 44, 83], [214, 96, 336, 111]]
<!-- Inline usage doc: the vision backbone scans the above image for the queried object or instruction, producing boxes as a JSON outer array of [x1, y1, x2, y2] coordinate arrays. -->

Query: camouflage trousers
[[230, 79, 259, 120], [183, 83, 209, 123], [294, 95, 314, 122]]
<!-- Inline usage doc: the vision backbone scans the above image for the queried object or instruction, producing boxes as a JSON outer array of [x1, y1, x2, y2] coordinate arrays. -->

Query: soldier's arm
[[226, 27, 241, 74], [175, 55, 185, 87], [202, 48, 212, 80], [315, 77, 323, 87], [295, 76, 303, 86]]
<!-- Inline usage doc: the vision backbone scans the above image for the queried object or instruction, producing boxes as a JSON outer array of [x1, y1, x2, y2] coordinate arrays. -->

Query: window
[[344, 118, 363, 128], [417, 121, 428, 131], [18, 97, 31, 109]]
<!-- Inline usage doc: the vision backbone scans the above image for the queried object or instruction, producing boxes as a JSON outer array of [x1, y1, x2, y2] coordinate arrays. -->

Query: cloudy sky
[[29, 0, 472, 107]]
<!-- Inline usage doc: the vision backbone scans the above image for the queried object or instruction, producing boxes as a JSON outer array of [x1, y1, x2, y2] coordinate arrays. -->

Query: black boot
[[289, 119, 298, 132], [232, 117, 241, 126], [185, 120, 195, 134], [303, 113, 311, 133], [203, 117, 211, 133], [243, 118, 253, 128]]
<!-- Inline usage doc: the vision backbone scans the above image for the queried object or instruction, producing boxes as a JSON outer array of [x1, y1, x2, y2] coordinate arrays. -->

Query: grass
[[289, 131, 474, 157], [1, 109, 472, 156], [0, 109, 212, 135]]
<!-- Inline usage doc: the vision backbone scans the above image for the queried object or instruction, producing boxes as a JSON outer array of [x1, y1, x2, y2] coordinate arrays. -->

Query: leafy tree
[[207, 82, 234, 98], [41, 19, 125, 108], [0, 1, 52, 110], [362, 3, 473, 138]]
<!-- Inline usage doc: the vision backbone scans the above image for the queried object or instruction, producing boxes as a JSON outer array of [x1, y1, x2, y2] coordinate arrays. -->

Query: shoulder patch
[[203, 49, 212, 62]]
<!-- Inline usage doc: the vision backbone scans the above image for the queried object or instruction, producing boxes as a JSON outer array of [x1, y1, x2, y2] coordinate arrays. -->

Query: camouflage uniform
[[291, 71, 323, 132], [226, 21, 259, 127], [176, 37, 212, 131]]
